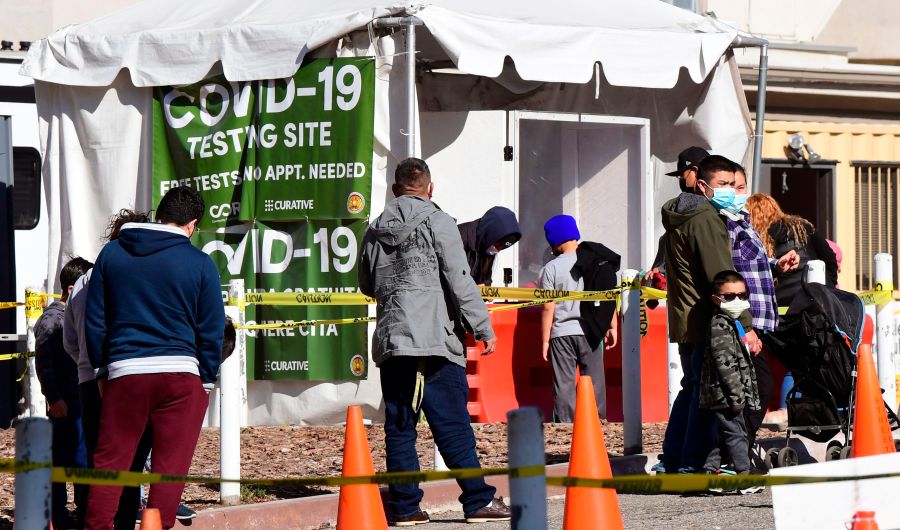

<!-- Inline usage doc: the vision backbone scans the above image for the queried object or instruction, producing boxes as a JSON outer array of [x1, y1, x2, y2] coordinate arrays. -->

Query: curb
[[172, 454, 657, 529]]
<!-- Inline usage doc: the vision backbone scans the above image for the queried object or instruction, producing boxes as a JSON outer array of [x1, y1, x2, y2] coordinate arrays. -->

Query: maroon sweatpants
[[84, 373, 209, 530]]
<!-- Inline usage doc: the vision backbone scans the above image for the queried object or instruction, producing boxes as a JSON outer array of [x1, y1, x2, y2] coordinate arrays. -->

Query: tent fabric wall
[[24, 1, 751, 425]]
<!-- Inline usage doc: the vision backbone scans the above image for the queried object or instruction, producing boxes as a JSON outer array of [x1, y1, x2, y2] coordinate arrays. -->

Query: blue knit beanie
[[544, 215, 580, 248]]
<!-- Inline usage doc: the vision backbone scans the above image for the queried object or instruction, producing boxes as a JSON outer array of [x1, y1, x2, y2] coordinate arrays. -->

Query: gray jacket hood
[[370, 195, 441, 246]]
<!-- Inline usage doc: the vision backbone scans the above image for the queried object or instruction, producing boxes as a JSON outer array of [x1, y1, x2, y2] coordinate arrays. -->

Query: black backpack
[[573, 242, 621, 351]]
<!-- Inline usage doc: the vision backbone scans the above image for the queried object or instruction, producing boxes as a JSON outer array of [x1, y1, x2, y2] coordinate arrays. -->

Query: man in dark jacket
[[35, 256, 93, 529], [359, 158, 510, 525], [656, 155, 755, 474], [84, 187, 224, 530], [458, 206, 521, 286]]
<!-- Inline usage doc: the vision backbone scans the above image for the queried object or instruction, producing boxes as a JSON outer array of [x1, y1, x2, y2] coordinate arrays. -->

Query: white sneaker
[[740, 485, 765, 495]]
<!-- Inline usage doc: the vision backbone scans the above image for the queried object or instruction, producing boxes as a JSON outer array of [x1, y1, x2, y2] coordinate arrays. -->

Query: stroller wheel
[[839, 445, 852, 460], [764, 448, 780, 469], [777, 447, 798, 467], [825, 444, 842, 461]]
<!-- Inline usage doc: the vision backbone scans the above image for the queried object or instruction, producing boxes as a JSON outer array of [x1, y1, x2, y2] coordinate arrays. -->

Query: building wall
[[761, 120, 900, 288]]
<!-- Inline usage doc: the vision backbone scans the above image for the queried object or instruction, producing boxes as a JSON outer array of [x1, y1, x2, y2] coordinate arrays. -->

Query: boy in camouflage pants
[[699, 270, 760, 478]]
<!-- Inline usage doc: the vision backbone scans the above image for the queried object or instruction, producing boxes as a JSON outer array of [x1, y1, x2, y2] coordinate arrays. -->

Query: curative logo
[[347, 192, 365, 214], [350, 354, 366, 376]]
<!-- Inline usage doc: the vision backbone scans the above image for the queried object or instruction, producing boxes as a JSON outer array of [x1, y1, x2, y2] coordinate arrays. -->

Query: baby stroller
[[761, 280, 900, 467]]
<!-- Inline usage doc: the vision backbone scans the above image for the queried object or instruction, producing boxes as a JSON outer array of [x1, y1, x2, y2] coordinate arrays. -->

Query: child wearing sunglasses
[[699, 270, 762, 487]]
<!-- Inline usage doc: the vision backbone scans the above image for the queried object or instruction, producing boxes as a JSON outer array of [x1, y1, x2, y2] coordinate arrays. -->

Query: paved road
[[423, 490, 774, 529]]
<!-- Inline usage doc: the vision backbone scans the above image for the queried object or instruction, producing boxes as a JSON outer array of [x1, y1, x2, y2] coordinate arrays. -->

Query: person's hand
[[48, 400, 68, 418], [776, 250, 800, 273], [643, 268, 660, 282], [481, 337, 497, 356], [542, 341, 550, 362], [604, 326, 618, 350], [745, 329, 763, 355], [730, 403, 744, 415]]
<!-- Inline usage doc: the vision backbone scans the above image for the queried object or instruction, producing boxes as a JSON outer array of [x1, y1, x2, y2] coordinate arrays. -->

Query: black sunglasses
[[716, 292, 749, 302]]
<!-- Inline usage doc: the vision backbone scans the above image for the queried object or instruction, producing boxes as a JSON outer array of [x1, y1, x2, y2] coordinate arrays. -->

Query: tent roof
[[21, 0, 738, 89]]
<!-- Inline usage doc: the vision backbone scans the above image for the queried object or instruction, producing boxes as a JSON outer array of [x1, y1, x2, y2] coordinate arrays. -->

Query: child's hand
[[604, 326, 618, 350], [542, 341, 550, 362]]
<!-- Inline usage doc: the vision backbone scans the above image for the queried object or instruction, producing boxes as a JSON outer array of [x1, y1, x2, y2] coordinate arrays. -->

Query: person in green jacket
[[655, 154, 756, 474]]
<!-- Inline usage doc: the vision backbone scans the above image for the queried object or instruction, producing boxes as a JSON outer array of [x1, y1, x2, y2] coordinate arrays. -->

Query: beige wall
[[0, 0, 137, 45], [760, 121, 900, 288]]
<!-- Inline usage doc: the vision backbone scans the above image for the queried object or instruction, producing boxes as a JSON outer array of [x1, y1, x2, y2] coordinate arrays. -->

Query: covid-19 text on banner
[[197, 220, 369, 381], [152, 57, 376, 229]]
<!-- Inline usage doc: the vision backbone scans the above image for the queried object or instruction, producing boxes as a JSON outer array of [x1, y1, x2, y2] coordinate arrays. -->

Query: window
[[12, 147, 40, 230], [853, 162, 900, 291]]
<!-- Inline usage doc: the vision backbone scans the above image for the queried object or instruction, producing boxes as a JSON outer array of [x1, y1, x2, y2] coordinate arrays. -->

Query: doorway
[[760, 160, 836, 240]]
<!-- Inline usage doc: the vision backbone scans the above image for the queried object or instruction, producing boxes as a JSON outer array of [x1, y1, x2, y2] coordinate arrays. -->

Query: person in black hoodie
[[84, 187, 224, 530], [458, 206, 521, 286], [35, 256, 93, 529]]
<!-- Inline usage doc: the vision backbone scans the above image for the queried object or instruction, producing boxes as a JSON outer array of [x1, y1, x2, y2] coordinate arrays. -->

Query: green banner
[[151, 57, 376, 381], [152, 57, 375, 228], [196, 220, 369, 381]]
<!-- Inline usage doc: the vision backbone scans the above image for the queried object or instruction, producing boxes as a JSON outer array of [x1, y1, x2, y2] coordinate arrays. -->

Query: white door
[[419, 110, 652, 287], [511, 111, 652, 284]]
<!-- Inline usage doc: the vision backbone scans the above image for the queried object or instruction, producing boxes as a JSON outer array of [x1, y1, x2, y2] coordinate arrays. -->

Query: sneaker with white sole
[[391, 509, 430, 527]]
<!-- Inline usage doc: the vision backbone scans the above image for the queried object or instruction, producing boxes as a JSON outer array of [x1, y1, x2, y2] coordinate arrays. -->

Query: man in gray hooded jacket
[[359, 158, 510, 525]]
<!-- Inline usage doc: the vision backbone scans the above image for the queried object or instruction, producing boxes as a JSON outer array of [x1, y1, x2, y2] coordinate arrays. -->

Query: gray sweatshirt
[[359, 195, 495, 367], [63, 270, 98, 384]]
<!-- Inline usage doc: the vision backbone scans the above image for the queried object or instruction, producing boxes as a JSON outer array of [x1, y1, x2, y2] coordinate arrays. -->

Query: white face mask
[[719, 298, 750, 319], [485, 245, 499, 256]]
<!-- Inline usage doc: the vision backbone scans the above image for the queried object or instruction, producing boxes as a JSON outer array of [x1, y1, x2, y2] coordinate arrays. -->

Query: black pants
[[744, 350, 774, 449], [80, 379, 153, 530], [704, 409, 751, 474]]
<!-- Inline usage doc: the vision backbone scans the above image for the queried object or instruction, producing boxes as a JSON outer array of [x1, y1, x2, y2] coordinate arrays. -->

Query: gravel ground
[[419, 490, 775, 530]]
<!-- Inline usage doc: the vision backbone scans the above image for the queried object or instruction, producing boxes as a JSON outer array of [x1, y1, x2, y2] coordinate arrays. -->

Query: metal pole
[[750, 44, 768, 195], [874, 253, 896, 412], [15, 416, 52, 529], [23, 288, 45, 418], [220, 279, 244, 505], [405, 17, 417, 158], [620, 269, 642, 454], [507, 407, 547, 530], [666, 336, 681, 415]]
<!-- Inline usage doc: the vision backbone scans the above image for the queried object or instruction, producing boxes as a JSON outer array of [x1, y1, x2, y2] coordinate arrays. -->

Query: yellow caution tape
[[24, 289, 43, 321], [480, 286, 621, 302], [0, 301, 24, 310], [0, 352, 33, 362], [237, 292, 376, 306], [858, 281, 894, 307], [3, 458, 899, 493], [235, 317, 375, 330]]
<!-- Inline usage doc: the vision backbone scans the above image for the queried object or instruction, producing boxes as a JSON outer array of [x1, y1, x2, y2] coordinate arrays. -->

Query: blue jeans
[[380, 356, 495, 518], [660, 343, 715, 470], [50, 401, 88, 524]]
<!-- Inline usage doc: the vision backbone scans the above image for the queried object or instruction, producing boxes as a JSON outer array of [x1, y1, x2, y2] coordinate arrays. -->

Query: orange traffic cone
[[336, 405, 388, 529], [563, 376, 624, 530], [851, 343, 896, 458], [850, 510, 879, 529], [139, 507, 162, 530]]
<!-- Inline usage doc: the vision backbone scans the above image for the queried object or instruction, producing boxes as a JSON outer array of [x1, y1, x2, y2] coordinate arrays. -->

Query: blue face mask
[[728, 193, 748, 213], [707, 187, 736, 210]]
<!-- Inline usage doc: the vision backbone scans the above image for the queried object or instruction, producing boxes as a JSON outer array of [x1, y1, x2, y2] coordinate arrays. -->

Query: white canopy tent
[[21, 0, 765, 425]]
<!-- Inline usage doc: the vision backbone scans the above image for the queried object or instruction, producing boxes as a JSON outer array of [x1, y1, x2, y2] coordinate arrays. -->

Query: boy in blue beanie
[[539, 215, 615, 421]]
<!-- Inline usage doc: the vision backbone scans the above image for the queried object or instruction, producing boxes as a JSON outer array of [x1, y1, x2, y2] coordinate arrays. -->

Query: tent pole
[[406, 17, 417, 158], [751, 44, 768, 195]]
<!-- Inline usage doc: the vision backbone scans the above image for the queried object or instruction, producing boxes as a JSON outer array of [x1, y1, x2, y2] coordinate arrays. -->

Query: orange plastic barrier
[[466, 305, 670, 423]]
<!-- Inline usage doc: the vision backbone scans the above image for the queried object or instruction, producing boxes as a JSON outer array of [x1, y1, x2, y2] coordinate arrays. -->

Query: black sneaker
[[176, 504, 198, 521], [465, 498, 511, 523], [391, 509, 430, 527]]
